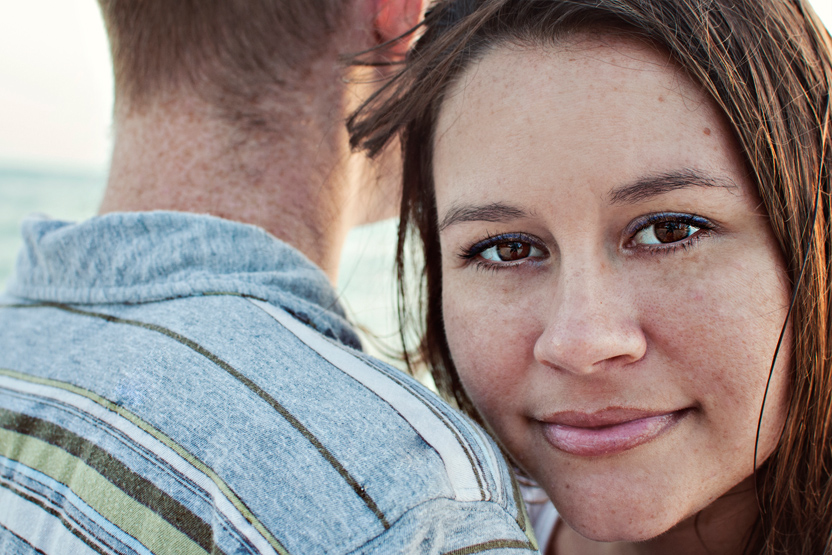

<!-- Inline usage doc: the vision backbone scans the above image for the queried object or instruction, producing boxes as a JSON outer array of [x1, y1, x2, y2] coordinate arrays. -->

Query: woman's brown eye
[[497, 241, 531, 261], [633, 218, 701, 247], [475, 236, 547, 264], [654, 222, 691, 243]]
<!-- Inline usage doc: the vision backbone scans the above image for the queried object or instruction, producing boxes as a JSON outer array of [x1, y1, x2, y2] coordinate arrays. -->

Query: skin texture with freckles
[[434, 38, 792, 555]]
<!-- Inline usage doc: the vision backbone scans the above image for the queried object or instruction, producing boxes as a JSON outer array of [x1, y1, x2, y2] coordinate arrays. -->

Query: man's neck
[[99, 89, 363, 284]]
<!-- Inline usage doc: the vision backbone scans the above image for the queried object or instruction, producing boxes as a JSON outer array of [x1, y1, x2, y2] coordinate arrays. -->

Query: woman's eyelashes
[[457, 213, 715, 270], [626, 212, 715, 253], [459, 232, 548, 270]]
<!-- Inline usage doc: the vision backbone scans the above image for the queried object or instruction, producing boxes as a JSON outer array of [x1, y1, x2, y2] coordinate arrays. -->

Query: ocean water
[[0, 167, 404, 366]]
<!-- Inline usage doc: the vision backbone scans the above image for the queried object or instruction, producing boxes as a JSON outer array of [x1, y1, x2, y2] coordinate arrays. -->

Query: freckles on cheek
[[640, 286, 714, 359], [642, 256, 772, 357], [641, 270, 785, 423], [443, 291, 538, 406]]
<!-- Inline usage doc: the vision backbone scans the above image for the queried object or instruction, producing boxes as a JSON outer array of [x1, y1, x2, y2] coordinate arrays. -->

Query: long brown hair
[[349, 1, 832, 552]]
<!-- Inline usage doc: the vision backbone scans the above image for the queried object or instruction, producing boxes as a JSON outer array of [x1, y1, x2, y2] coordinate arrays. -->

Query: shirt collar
[[8, 211, 361, 349]]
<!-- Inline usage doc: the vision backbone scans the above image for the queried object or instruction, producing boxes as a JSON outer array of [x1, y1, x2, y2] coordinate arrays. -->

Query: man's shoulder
[[0, 293, 539, 554]]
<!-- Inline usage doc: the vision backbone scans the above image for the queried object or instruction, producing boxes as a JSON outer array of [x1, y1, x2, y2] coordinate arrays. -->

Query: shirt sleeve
[[348, 497, 541, 555]]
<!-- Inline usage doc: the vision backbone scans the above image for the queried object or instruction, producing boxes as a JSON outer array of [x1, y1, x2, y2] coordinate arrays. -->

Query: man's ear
[[373, 0, 428, 60]]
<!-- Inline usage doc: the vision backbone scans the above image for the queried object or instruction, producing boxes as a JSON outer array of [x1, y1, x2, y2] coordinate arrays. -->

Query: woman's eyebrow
[[439, 202, 529, 231], [607, 169, 738, 205]]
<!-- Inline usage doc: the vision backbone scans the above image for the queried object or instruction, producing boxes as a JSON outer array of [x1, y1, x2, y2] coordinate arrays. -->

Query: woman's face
[[434, 39, 792, 544]]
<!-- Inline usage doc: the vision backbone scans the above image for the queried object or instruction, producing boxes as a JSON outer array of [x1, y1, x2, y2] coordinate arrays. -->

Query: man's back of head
[[100, 0, 349, 130], [97, 0, 418, 280]]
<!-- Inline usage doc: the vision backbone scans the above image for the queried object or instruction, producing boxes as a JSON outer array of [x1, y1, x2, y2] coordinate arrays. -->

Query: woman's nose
[[532, 268, 647, 375]]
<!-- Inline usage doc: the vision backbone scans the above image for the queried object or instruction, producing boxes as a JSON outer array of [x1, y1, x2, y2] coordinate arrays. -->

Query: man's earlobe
[[373, 0, 427, 60]]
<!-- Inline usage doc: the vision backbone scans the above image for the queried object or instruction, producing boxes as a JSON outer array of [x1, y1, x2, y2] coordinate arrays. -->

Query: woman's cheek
[[443, 277, 541, 418], [635, 254, 791, 453]]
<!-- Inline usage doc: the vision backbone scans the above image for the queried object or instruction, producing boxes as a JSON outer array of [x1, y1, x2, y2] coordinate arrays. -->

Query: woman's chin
[[562, 517, 669, 544], [553, 493, 691, 544], [568, 521, 670, 545]]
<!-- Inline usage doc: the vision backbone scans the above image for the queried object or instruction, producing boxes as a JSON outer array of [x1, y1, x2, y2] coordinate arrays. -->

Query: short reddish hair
[[98, 0, 347, 110]]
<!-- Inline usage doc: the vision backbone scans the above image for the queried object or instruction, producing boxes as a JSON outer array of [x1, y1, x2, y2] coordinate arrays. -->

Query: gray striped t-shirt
[[0, 212, 539, 555]]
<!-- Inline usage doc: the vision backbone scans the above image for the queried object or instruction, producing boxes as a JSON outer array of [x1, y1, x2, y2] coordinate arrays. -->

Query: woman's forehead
[[435, 36, 690, 141], [433, 37, 753, 219], [431, 38, 738, 208]]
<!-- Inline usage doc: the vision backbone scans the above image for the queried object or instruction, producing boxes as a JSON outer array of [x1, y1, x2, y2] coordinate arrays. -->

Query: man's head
[[97, 0, 424, 281], [100, 0, 346, 101], [99, 0, 416, 124]]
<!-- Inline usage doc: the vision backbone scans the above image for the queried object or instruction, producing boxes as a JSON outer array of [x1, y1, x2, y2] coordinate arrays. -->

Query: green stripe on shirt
[[0, 367, 291, 555], [0, 425, 208, 555]]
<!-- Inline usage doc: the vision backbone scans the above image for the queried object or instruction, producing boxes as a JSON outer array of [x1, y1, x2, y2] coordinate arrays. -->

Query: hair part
[[349, 0, 832, 552]]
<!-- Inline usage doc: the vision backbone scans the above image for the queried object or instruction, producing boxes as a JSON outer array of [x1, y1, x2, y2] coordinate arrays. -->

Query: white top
[[522, 485, 560, 552]]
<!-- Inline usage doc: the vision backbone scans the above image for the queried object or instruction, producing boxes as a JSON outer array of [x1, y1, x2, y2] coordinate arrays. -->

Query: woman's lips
[[541, 408, 688, 457]]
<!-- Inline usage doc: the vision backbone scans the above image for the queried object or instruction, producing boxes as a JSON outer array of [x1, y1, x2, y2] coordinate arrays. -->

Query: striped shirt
[[0, 212, 539, 555]]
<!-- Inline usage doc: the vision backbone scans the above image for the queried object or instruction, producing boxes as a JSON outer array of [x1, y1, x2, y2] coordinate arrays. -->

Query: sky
[[2, 0, 832, 171], [0, 0, 112, 171]]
